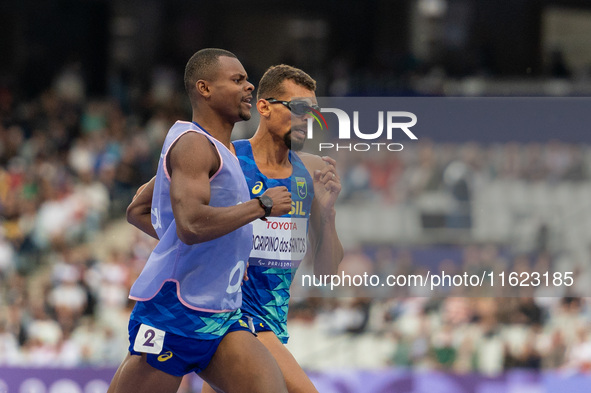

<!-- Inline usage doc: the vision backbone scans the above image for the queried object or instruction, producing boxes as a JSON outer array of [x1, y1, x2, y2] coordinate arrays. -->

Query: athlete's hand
[[262, 186, 292, 217], [313, 156, 341, 211], [242, 262, 249, 285]]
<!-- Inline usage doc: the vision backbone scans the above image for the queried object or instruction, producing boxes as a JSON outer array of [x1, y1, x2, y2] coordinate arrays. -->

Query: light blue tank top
[[129, 121, 252, 313]]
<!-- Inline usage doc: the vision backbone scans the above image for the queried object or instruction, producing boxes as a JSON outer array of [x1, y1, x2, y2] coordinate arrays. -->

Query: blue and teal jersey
[[233, 139, 314, 343]]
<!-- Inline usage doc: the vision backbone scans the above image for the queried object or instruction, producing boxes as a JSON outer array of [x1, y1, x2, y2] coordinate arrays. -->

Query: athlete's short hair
[[256, 65, 316, 100], [184, 48, 237, 96]]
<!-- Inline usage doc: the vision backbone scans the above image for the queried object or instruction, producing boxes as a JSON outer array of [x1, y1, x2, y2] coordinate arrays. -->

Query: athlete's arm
[[127, 176, 158, 239], [126, 135, 291, 243], [127, 174, 252, 282], [170, 132, 291, 245], [298, 152, 344, 275]]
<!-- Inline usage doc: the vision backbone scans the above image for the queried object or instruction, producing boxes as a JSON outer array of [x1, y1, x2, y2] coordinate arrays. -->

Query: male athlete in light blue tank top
[[108, 49, 291, 393], [128, 65, 343, 393]]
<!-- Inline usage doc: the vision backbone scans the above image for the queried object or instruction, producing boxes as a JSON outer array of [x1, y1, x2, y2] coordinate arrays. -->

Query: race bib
[[250, 217, 307, 268], [133, 324, 165, 354]]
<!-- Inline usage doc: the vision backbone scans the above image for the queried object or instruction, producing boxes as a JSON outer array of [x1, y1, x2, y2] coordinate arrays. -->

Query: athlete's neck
[[250, 126, 292, 178], [192, 110, 235, 149]]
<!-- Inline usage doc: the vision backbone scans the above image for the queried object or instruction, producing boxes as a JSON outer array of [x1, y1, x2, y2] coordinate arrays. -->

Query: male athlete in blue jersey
[[108, 49, 290, 393], [129, 65, 343, 393]]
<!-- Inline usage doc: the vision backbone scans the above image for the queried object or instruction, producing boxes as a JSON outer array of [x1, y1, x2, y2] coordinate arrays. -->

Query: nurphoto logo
[[304, 99, 418, 152]]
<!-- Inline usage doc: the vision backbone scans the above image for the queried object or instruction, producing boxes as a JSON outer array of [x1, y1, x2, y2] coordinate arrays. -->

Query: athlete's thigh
[[257, 331, 319, 393], [107, 352, 182, 393], [199, 330, 288, 393]]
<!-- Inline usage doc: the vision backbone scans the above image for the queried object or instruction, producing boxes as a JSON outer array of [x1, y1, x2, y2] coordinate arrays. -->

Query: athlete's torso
[[233, 139, 314, 343], [129, 121, 252, 315]]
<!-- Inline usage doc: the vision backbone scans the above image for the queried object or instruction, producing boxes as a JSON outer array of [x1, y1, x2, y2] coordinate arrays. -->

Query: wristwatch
[[255, 195, 273, 219]]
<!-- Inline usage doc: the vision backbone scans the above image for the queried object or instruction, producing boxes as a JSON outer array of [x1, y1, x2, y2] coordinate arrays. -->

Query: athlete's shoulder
[[232, 139, 252, 155], [171, 131, 214, 157], [167, 130, 220, 177]]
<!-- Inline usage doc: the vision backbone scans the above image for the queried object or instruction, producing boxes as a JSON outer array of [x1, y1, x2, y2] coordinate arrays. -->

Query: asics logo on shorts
[[157, 351, 174, 362]]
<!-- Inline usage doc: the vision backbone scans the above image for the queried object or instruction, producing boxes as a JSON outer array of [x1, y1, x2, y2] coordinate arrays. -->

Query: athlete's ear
[[196, 80, 211, 99], [257, 98, 271, 118]]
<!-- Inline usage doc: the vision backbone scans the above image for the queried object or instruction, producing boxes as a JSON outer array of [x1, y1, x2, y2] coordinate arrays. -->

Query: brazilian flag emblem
[[295, 177, 307, 199]]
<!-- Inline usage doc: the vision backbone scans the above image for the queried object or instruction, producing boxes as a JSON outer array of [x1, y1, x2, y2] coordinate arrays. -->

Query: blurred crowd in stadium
[[1, 65, 591, 378]]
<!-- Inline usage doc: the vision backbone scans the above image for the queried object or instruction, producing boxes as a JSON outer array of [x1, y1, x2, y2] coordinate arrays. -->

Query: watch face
[[258, 195, 273, 218], [260, 195, 273, 208]]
